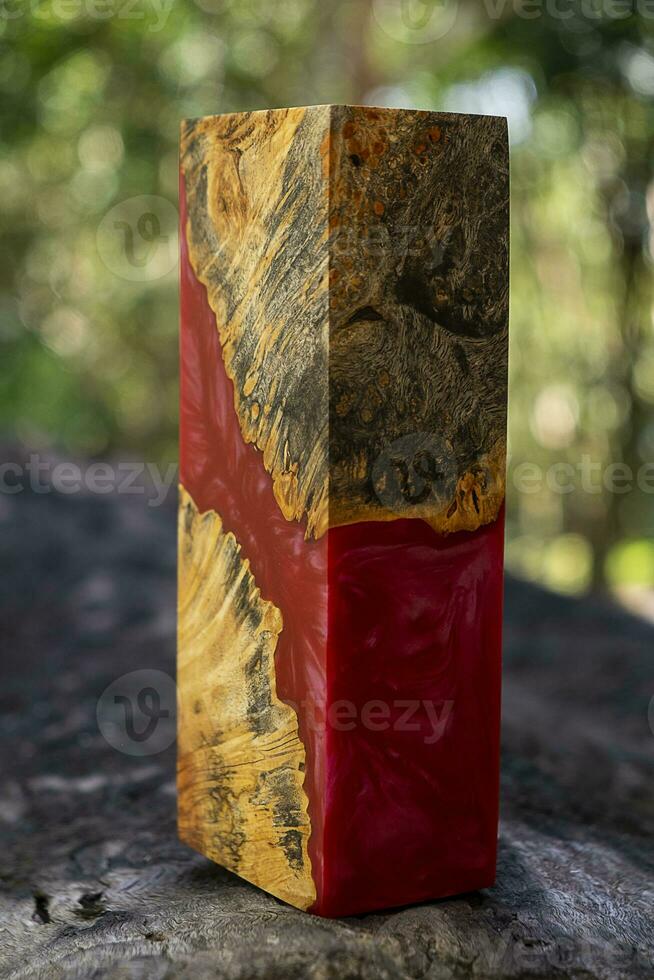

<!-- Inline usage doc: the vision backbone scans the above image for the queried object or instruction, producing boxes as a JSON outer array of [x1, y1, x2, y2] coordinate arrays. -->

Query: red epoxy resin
[[323, 515, 504, 915], [180, 178, 505, 916]]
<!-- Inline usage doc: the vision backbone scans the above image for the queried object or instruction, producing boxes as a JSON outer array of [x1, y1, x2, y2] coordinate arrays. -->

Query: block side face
[[320, 106, 508, 916], [178, 176, 328, 911], [322, 511, 505, 917], [327, 105, 509, 535], [181, 106, 330, 538]]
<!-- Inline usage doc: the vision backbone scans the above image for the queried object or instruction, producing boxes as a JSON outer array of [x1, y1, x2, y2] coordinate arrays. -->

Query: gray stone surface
[[0, 467, 652, 978]]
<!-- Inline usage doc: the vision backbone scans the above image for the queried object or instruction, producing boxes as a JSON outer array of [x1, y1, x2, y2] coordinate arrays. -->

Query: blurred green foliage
[[1, 0, 653, 598]]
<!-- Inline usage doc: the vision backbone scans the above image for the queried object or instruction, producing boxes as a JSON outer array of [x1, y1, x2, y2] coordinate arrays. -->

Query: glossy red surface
[[323, 514, 504, 916], [180, 176, 504, 916]]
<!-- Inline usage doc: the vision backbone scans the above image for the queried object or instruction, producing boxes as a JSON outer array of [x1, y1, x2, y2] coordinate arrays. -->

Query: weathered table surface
[[0, 467, 652, 979]]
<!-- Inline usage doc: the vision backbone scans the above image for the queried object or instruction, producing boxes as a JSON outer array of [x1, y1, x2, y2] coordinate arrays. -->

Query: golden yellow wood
[[177, 487, 315, 909]]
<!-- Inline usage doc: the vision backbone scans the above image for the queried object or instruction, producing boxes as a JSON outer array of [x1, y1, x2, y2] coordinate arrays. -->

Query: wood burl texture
[[180, 105, 509, 539], [181, 107, 331, 538], [177, 488, 315, 910], [328, 106, 508, 533]]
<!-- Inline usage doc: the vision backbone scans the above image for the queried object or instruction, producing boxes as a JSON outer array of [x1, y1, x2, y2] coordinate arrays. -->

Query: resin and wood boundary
[[177, 486, 315, 910]]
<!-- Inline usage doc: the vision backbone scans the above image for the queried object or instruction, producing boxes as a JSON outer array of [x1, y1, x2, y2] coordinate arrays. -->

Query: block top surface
[[181, 103, 507, 125]]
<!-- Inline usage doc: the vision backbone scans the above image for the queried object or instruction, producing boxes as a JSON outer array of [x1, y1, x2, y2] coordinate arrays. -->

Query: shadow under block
[[178, 105, 509, 917]]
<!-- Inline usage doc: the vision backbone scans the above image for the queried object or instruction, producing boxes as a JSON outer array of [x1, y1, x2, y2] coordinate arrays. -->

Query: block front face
[[181, 107, 331, 538], [179, 106, 508, 916], [178, 173, 327, 909]]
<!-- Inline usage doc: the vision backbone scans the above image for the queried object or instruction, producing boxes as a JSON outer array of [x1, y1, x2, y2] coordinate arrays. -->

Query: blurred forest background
[[1, 0, 653, 604]]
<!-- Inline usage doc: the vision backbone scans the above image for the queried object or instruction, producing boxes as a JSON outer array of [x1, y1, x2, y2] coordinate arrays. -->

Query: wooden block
[[178, 105, 509, 916]]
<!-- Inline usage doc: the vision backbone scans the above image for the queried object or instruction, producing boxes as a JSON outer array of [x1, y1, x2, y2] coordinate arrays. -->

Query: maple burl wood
[[177, 487, 314, 909], [178, 105, 509, 916]]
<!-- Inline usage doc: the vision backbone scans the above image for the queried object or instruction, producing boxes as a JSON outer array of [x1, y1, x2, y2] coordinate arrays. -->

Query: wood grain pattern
[[180, 107, 330, 538], [328, 106, 509, 534], [180, 105, 509, 539], [177, 486, 315, 910]]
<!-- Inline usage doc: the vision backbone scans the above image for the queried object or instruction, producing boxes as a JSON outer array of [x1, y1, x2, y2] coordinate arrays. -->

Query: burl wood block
[[178, 105, 509, 917]]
